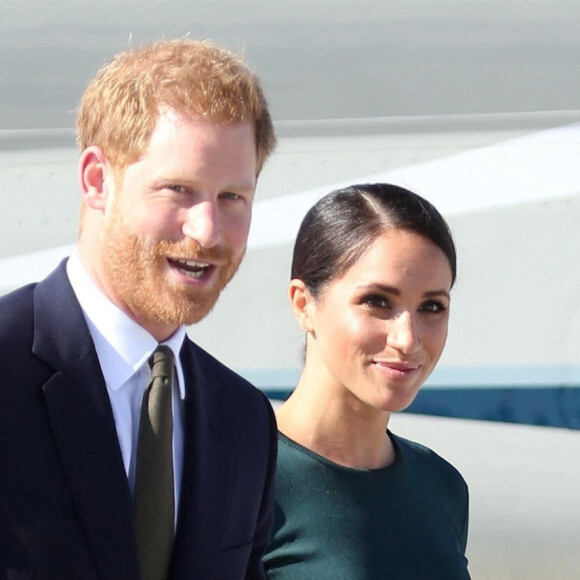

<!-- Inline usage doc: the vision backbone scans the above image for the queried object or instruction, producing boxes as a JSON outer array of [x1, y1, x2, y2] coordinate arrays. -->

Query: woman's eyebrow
[[358, 283, 450, 300], [359, 283, 401, 296], [423, 289, 451, 299]]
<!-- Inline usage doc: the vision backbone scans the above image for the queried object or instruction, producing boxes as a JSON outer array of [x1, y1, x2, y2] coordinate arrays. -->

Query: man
[[0, 39, 277, 579]]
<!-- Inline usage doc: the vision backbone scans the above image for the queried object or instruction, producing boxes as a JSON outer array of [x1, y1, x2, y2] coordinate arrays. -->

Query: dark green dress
[[264, 432, 471, 580]]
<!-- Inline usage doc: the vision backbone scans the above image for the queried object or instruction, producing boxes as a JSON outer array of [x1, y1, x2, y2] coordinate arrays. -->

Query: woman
[[264, 183, 471, 579]]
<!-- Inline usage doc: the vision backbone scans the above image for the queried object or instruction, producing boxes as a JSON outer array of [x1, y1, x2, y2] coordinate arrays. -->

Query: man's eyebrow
[[151, 176, 256, 193]]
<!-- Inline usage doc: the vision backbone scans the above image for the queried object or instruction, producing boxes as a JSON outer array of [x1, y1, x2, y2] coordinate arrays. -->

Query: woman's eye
[[363, 295, 389, 309], [420, 300, 448, 314]]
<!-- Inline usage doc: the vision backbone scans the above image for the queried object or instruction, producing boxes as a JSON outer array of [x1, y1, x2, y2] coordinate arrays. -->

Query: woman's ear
[[78, 146, 113, 211], [289, 279, 316, 333]]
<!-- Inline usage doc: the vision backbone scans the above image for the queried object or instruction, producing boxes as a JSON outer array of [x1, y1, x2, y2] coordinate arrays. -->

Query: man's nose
[[182, 200, 221, 248]]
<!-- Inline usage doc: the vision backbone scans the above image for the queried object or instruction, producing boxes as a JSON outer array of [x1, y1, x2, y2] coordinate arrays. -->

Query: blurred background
[[1, 2, 580, 578]]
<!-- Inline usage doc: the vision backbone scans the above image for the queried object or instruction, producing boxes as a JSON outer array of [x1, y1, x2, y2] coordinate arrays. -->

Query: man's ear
[[289, 279, 316, 333], [78, 146, 113, 211]]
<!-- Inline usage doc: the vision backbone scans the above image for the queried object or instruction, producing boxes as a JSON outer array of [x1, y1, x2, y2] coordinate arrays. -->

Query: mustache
[[154, 239, 234, 263]]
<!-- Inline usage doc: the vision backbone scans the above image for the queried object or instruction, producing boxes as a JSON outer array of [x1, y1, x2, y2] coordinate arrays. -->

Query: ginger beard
[[100, 196, 244, 329]]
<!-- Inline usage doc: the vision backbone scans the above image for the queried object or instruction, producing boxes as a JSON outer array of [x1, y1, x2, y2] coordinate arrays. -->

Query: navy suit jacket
[[0, 261, 277, 579]]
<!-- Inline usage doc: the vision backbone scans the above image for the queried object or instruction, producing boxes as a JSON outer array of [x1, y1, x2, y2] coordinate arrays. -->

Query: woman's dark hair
[[291, 183, 456, 296]]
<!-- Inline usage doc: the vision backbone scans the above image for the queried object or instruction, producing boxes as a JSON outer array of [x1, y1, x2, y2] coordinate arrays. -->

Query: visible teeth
[[175, 259, 209, 269], [181, 269, 205, 279], [171, 258, 211, 277]]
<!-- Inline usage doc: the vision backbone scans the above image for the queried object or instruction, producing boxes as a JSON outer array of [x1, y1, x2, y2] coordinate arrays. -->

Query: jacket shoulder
[[0, 282, 52, 399], [0, 283, 36, 347], [183, 338, 276, 439], [185, 339, 265, 397]]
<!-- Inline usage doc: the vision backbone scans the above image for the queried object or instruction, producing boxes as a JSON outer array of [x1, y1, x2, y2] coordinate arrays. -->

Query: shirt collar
[[66, 250, 186, 398]]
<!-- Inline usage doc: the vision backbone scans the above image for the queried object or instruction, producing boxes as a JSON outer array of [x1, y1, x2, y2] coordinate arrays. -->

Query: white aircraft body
[[2, 2, 580, 578], [2, 114, 579, 579]]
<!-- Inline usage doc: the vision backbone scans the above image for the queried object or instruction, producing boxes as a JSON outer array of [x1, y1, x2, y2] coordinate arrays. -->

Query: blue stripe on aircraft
[[263, 386, 580, 430], [407, 387, 580, 430]]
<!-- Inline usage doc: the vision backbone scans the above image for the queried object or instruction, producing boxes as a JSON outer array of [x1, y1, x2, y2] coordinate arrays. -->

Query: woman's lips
[[373, 360, 421, 380]]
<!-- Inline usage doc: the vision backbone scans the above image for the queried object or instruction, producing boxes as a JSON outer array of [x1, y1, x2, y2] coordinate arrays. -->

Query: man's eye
[[166, 184, 188, 194], [220, 191, 241, 200]]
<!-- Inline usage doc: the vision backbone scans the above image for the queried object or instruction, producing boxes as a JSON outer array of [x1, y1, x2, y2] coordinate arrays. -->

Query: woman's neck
[[276, 374, 395, 469]]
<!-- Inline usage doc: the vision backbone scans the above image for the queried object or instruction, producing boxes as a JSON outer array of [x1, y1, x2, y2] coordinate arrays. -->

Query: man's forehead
[[153, 106, 255, 134]]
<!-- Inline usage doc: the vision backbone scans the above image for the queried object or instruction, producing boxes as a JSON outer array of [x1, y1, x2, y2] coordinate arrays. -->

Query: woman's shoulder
[[274, 432, 329, 481], [390, 431, 468, 493], [275, 431, 355, 473]]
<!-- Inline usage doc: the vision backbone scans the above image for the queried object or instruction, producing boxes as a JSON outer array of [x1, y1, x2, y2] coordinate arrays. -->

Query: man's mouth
[[168, 258, 212, 279]]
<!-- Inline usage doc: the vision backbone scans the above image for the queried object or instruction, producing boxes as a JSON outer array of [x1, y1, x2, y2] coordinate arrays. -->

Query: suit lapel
[[170, 341, 234, 579], [33, 262, 140, 579]]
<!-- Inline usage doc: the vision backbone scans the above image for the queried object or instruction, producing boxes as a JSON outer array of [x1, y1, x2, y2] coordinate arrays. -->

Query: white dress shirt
[[66, 251, 186, 519]]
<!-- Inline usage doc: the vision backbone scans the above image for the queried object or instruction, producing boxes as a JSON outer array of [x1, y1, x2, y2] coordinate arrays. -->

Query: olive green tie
[[134, 345, 175, 580]]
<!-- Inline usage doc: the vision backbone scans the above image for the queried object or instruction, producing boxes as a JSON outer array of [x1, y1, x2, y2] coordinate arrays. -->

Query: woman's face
[[300, 229, 453, 414]]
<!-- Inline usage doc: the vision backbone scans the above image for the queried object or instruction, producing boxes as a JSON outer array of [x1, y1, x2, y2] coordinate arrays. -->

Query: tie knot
[[149, 345, 174, 381]]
